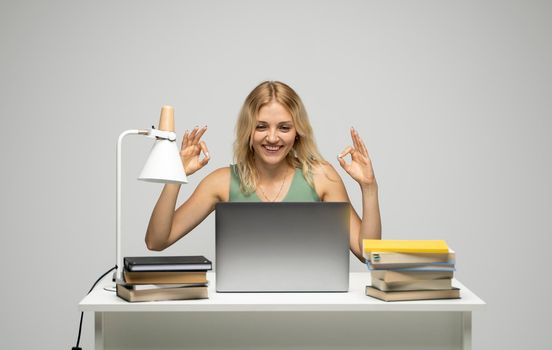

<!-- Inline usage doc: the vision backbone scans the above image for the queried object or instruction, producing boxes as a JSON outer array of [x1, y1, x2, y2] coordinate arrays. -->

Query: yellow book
[[363, 240, 449, 254]]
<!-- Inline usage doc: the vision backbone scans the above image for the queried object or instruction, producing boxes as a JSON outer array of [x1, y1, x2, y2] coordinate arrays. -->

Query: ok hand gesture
[[337, 128, 376, 189], [180, 126, 210, 176]]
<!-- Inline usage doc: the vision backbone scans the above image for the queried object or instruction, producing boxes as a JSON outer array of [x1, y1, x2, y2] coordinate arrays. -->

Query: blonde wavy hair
[[233, 81, 325, 194]]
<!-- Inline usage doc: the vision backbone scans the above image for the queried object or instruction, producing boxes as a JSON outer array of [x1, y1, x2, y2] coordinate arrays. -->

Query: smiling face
[[251, 101, 297, 167]]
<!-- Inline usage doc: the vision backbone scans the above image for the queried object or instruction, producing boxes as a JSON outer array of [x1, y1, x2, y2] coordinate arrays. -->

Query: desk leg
[[95, 312, 104, 350], [462, 311, 472, 350]]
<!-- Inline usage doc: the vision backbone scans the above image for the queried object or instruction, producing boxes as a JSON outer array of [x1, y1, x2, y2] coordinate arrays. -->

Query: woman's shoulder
[[310, 161, 345, 198], [203, 166, 231, 182], [196, 167, 231, 202], [311, 161, 349, 201], [311, 161, 342, 184]]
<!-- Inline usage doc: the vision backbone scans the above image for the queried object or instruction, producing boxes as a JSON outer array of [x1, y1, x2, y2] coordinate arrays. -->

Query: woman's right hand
[[180, 126, 210, 176]]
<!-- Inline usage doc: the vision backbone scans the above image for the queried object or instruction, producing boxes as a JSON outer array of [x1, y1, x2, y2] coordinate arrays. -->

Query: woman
[[145, 81, 381, 262]]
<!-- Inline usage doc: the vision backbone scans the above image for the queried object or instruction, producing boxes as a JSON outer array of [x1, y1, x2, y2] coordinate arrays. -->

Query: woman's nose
[[266, 129, 278, 143]]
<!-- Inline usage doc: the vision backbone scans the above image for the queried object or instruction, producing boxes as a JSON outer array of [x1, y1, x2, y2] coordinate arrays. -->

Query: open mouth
[[262, 145, 283, 153]]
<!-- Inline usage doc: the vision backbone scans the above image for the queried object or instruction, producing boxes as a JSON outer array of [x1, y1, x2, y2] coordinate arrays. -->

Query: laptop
[[215, 202, 350, 292]]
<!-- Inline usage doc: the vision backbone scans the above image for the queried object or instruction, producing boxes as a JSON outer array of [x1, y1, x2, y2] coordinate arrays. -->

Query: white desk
[[79, 272, 485, 350]]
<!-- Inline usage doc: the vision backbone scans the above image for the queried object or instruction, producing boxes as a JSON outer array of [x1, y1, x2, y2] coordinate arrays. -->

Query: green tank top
[[229, 164, 320, 202]]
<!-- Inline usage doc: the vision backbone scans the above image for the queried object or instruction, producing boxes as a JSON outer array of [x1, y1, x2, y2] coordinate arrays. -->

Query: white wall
[[1, 0, 551, 349]]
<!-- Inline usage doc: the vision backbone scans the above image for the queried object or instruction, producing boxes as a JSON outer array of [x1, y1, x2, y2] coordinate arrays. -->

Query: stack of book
[[363, 240, 460, 302], [116, 255, 212, 302]]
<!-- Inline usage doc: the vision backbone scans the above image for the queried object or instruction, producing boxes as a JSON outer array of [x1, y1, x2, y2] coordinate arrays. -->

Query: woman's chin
[[256, 151, 289, 166], [259, 157, 284, 165]]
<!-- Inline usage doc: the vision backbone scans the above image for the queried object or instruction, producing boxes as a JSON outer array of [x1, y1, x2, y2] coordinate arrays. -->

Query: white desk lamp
[[115, 105, 187, 283]]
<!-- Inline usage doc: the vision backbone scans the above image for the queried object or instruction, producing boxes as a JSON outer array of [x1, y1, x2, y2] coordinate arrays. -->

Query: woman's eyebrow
[[255, 120, 293, 125]]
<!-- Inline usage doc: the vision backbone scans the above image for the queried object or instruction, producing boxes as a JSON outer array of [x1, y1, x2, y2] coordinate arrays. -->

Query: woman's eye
[[256, 125, 267, 130], [280, 126, 291, 132]]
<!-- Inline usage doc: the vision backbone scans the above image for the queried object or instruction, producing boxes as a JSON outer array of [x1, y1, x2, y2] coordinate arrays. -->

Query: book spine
[[366, 261, 455, 272], [368, 252, 454, 264], [371, 270, 454, 283]]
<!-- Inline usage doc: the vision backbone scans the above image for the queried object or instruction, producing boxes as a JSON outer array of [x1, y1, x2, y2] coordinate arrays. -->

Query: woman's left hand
[[337, 128, 377, 188]]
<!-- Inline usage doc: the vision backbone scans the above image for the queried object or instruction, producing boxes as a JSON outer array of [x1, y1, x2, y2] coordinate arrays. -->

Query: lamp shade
[[138, 139, 188, 184]]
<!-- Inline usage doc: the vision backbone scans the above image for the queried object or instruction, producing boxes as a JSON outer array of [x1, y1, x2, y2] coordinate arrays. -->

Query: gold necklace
[[258, 169, 289, 202]]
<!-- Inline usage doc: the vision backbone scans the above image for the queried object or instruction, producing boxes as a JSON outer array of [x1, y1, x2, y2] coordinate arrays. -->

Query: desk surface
[[79, 272, 485, 312]]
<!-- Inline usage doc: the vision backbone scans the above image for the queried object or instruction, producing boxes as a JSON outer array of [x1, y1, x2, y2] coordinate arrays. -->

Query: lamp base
[[103, 285, 116, 292]]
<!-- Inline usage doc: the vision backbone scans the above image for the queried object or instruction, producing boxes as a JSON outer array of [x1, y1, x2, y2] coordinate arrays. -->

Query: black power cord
[[72, 266, 117, 350]]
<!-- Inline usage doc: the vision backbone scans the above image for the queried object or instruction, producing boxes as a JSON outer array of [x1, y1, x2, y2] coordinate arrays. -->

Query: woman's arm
[[145, 167, 229, 250], [337, 128, 382, 260], [316, 128, 381, 262], [314, 163, 377, 262], [144, 126, 228, 251], [356, 182, 381, 255], [145, 182, 182, 250]]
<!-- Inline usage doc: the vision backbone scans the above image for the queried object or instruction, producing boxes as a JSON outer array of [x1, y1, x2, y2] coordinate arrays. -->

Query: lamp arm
[[116, 129, 148, 282], [115, 127, 181, 282]]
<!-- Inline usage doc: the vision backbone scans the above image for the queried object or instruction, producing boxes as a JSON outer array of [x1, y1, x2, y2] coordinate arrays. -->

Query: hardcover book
[[116, 283, 208, 302], [371, 278, 452, 292], [124, 256, 212, 272], [365, 286, 460, 302], [370, 270, 453, 283], [363, 240, 449, 254], [366, 261, 455, 272], [366, 250, 455, 265], [123, 270, 208, 284]]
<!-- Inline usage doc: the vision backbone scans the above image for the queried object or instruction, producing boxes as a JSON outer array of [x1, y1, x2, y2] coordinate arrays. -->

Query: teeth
[[264, 146, 280, 151]]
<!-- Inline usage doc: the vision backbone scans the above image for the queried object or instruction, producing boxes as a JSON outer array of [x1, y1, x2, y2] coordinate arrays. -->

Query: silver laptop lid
[[215, 202, 350, 292]]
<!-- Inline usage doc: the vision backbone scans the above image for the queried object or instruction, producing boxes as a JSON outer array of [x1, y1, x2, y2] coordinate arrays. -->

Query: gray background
[[1, 0, 550, 349]]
